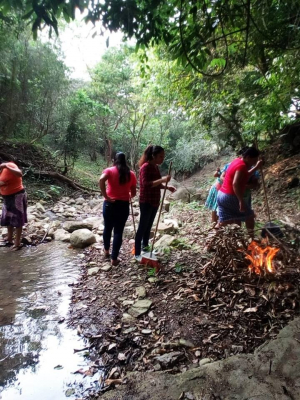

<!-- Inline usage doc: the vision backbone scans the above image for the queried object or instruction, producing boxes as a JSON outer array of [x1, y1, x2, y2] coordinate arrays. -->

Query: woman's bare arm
[[0, 163, 23, 177]]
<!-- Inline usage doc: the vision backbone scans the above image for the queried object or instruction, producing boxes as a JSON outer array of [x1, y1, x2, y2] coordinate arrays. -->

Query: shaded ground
[[67, 152, 300, 398]]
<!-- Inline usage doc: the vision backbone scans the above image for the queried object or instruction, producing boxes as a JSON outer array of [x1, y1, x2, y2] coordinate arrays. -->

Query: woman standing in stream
[[99, 152, 137, 266], [134, 145, 176, 260], [0, 158, 27, 249]]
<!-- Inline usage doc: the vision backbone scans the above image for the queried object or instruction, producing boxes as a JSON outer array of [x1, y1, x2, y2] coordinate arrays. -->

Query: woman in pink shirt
[[217, 147, 262, 233], [99, 152, 137, 266]]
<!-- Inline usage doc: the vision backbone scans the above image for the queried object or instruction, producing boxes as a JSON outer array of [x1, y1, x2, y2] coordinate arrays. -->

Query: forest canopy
[[0, 1, 299, 177]]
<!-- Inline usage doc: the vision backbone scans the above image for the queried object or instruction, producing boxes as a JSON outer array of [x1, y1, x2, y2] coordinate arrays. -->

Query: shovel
[[140, 162, 173, 270], [259, 165, 283, 238]]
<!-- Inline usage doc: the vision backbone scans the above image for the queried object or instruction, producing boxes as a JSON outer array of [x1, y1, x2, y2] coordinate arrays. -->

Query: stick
[[260, 166, 271, 223], [130, 198, 136, 236], [150, 162, 172, 257]]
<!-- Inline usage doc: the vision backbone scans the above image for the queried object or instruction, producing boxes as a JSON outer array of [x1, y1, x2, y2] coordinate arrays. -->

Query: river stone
[[75, 197, 85, 205], [36, 202, 46, 213], [164, 218, 179, 229], [88, 267, 100, 276], [70, 229, 96, 248], [154, 234, 177, 249], [101, 264, 112, 272], [63, 220, 94, 232], [157, 222, 173, 234], [136, 286, 147, 298], [128, 299, 152, 317], [122, 313, 136, 324], [155, 351, 183, 368], [53, 229, 71, 242]]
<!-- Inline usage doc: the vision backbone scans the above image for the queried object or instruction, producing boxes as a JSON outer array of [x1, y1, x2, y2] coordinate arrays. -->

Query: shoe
[[111, 259, 120, 266], [134, 255, 142, 262]]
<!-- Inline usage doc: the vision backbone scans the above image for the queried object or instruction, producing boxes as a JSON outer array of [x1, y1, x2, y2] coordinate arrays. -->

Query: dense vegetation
[[0, 1, 299, 179]]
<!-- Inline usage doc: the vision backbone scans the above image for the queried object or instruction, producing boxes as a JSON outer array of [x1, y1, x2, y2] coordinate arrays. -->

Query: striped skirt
[[217, 191, 253, 222]]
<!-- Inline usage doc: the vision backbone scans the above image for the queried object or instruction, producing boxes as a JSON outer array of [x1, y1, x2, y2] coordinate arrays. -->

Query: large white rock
[[36, 202, 46, 213], [70, 229, 96, 248], [53, 229, 71, 242]]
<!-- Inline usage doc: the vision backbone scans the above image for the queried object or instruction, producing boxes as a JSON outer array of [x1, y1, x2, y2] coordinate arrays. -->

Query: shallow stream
[[0, 243, 98, 400]]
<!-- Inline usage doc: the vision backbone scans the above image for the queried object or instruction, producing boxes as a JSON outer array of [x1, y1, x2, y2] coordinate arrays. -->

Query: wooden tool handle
[[259, 165, 271, 223], [150, 162, 173, 256], [130, 198, 136, 235]]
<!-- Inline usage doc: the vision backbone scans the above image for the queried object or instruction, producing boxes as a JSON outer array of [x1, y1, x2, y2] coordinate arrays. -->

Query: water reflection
[[0, 243, 98, 399]]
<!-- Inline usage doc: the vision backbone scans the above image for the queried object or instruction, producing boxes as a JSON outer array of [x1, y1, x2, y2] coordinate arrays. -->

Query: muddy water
[[0, 243, 99, 400]]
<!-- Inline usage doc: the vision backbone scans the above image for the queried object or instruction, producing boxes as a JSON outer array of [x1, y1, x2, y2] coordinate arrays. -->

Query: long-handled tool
[[259, 165, 283, 238], [140, 162, 173, 270], [130, 198, 136, 255]]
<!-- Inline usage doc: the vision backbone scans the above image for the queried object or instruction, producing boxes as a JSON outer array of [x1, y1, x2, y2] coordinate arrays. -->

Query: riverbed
[[0, 243, 99, 400]]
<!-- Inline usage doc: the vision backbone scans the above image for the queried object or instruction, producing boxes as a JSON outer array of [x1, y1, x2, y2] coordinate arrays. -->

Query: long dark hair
[[114, 152, 131, 185], [138, 145, 164, 167], [242, 147, 260, 158]]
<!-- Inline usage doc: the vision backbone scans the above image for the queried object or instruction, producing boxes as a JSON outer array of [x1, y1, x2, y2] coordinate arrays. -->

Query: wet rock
[[154, 234, 177, 250], [128, 299, 153, 318], [70, 229, 96, 248], [88, 267, 100, 276], [53, 229, 71, 242], [155, 351, 183, 368], [136, 286, 146, 298]]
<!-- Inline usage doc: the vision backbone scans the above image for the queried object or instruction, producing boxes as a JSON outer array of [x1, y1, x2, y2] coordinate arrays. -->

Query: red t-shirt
[[0, 162, 24, 196], [139, 163, 161, 207], [220, 158, 248, 195], [103, 166, 136, 201]]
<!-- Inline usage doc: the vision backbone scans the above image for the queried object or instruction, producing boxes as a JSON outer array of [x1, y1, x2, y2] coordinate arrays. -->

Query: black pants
[[103, 200, 129, 260], [135, 203, 158, 256]]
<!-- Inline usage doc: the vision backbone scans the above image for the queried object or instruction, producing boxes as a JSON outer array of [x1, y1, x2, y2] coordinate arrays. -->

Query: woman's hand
[[167, 185, 176, 193], [239, 199, 246, 213], [162, 175, 171, 184], [105, 196, 115, 203]]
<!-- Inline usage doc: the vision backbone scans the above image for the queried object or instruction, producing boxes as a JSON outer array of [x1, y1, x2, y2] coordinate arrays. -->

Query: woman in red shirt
[[217, 147, 262, 231], [0, 158, 27, 249], [134, 145, 176, 260], [99, 152, 137, 266]]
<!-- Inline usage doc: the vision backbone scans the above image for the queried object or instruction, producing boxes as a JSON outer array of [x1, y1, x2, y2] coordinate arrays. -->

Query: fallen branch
[[31, 171, 101, 193]]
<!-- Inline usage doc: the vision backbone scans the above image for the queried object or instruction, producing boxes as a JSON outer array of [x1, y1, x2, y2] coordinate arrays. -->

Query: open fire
[[245, 240, 279, 274]]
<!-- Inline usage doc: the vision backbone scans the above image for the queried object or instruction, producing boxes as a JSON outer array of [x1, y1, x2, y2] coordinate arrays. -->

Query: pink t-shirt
[[103, 166, 137, 201], [220, 158, 248, 195]]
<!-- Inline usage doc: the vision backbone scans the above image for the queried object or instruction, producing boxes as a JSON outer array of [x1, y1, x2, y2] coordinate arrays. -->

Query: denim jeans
[[103, 200, 129, 260], [135, 203, 158, 256]]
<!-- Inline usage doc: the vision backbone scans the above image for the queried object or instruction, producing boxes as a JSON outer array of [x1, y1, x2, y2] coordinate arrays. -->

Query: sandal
[[111, 259, 120, 266], [0, 241, 13, 247], [103, 250, 110, 258]]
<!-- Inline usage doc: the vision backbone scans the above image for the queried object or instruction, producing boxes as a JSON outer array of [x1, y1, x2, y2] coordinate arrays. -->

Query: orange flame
[[245, 241, 279, 275]]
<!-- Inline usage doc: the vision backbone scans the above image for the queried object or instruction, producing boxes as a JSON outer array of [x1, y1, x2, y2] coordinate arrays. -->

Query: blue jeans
[[103, 200, 129, 260], [135, 203, 158, 256]]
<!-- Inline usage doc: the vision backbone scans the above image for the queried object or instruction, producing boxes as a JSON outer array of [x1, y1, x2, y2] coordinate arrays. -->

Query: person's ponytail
[[114, 152, 131, 185], [138, 145, 164, 167]]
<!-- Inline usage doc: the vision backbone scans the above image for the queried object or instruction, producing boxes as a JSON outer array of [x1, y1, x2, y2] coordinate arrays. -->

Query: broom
[[130, 198, 136, 255], [140, 162, 173, 270]]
